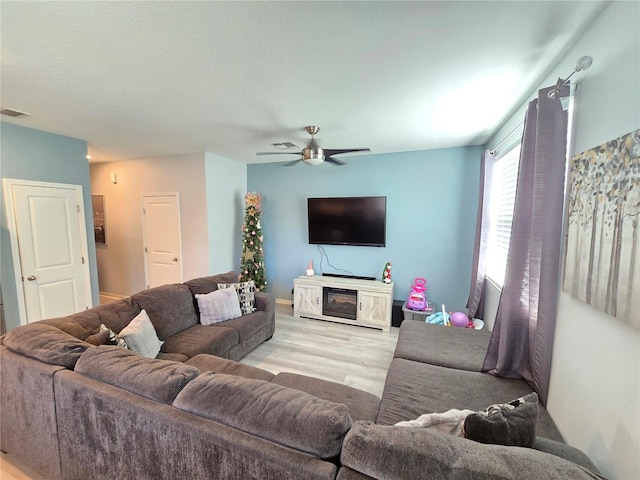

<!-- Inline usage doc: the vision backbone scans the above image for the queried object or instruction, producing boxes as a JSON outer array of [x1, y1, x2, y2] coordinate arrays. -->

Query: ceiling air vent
[[271, 142, 298, 150], [1, 108, 32, 118]]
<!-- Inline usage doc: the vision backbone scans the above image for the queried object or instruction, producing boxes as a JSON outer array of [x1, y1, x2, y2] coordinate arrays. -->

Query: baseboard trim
[[275, 298, 291, 305], [99, 292, 127, 305]]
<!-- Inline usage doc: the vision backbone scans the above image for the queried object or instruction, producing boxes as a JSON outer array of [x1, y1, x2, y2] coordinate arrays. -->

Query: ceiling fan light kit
[[256, 125, 371, 167]]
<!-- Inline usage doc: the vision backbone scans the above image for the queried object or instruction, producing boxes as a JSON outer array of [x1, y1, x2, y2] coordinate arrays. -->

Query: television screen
[[307, 196, 386, 247]]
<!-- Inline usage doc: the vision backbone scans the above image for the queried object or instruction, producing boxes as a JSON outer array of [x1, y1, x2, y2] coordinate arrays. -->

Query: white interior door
[[142, 193, 183, 288], [4, 179, 92, 324]]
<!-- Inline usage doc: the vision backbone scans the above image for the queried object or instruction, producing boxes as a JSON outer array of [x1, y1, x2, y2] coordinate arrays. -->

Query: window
[[486, 144, 521, 286]]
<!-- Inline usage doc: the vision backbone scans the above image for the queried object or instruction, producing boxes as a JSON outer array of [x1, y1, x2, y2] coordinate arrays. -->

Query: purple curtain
[[467, 149, 494, 320], [482, 83, 569, 406]]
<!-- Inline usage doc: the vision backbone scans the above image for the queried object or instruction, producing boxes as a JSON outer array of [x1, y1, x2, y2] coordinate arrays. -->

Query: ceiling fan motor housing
[[256, 124, 370, 167], [302, 139, 324, 165]]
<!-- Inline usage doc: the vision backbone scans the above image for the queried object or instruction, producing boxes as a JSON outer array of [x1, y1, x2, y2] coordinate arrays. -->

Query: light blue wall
[[1, 122, 99, 331], [204, 152, 247, 274], [248, 146, 482, 311]]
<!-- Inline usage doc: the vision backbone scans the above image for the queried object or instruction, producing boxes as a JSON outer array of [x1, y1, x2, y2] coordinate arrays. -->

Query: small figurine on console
[[381, 262, 392, 284], [306, 259, 315, 277]]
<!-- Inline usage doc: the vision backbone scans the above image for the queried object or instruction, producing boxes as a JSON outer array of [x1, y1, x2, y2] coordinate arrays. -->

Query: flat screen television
[[307, 196, 386, 247]]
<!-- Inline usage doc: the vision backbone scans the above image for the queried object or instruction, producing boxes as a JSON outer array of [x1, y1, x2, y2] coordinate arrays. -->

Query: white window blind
[[486, 144, 521, 286]]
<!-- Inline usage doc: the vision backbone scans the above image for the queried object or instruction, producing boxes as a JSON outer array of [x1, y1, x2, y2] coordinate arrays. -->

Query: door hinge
[[143, 208, 146, 215], [77, 205, 80, 213], [144, 247, 148, 253], [86, 306, 89, 310], [81, 257, 85, 264]]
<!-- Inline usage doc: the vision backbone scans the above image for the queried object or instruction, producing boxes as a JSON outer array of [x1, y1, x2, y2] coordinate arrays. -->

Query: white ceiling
[[1, 1, 606, 165]]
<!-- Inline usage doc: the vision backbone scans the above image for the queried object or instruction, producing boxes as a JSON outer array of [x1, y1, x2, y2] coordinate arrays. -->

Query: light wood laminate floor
[[1, 303, 400, 479]]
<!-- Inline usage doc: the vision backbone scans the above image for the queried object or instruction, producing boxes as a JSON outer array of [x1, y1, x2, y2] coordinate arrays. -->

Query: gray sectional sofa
[[0, 272, 605, 480]]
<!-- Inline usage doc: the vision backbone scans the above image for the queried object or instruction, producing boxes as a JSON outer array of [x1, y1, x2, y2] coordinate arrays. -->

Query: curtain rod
[[489, 121, 523, 155], [489, 56, 593, 155]]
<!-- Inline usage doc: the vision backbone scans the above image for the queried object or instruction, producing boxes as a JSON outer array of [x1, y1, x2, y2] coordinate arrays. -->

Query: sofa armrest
[[340, 422, 605, 480], [254, 291, 274, 313], [534, 437, 601, 475], [254, 292, 275, 336]]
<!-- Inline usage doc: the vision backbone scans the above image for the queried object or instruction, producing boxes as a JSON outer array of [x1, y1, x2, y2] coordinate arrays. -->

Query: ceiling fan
[[256, 125, 371, 166]]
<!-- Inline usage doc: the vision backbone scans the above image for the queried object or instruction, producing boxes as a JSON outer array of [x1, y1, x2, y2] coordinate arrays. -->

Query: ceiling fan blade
[[256, 151, 303, 156], [322, 148, 371, 156], [283, 159, 304, 167], [325, 157, 346, 166]]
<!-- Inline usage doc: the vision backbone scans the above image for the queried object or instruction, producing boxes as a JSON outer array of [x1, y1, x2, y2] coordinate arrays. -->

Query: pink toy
[[407, 278, 428, 311], [450, 311, 470, 328]]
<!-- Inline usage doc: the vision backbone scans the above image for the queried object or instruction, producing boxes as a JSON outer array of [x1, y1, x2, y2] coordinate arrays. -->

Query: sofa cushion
[[394, 320, 491, 371], [156, 352, 189, 362], [215, 310, 268, 341], [131, 284, 199, 340], [184, 271, 239, 296], [75, 345, 200, 404], [40, 298, 141, 339], [195, 287, 242, 324], [118, 309, 164, 359], [376, 358, 563, 441], [173, 372, 352, 458], [534, 437, 602, 474], [85, 328, 113, 346], [3, 323, 90, 369], [217, 280, 257, 315], [272, 372, 381, 423], [463, 392, 538, 448], [340, 421, 604, 480], [185, 354, 275, 381], [160, 324, 239, 358]]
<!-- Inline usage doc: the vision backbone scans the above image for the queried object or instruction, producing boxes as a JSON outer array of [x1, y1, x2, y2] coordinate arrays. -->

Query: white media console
[[293, 275, 394, 331]]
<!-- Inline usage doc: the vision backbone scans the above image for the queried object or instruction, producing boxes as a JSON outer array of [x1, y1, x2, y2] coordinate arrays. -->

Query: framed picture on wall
[[92, 194, 107, 245], [563, 128, 640, 329]]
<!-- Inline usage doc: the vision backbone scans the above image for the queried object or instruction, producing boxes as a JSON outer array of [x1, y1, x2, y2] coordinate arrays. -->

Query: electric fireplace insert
[[322, 286, 357, 320]]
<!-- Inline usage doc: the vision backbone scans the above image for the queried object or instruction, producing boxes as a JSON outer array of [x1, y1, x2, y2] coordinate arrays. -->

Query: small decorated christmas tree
[[239, 192, 267, 291]]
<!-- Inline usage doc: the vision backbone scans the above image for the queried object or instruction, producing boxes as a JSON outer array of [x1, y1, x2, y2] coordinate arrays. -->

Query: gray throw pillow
[[463, 392, 538, 447]]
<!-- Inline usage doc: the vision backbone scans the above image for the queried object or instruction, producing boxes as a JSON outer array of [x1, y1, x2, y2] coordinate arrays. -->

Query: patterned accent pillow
[[217, 281, 257, 315], [463, 392, 538, 447], [86, 324, 128, 348]]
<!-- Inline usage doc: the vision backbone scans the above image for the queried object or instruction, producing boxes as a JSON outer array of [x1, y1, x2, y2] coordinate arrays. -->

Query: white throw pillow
[[196, 287, 242, 325], [217, 280, 257, 315], [118, 309, 163, 359]]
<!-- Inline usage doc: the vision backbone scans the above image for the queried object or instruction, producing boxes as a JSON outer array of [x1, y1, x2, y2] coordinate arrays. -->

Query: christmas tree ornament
[[239, 192, 266, 291]]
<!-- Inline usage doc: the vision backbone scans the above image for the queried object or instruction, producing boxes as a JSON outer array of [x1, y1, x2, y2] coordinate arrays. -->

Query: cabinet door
[[294, 284, 322, 316], [358, 291, 389, 327]]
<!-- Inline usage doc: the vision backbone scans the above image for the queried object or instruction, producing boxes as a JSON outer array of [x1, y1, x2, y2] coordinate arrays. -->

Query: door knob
[[172, 258, 178, 262], [27, 275, 37, 281]]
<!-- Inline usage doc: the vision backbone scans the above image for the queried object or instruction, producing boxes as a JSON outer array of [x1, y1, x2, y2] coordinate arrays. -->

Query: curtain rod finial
[[575, 56, 593, 72]]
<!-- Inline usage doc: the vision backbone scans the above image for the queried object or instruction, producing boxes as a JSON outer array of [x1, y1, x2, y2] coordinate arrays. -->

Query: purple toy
[[450, 311, 469, 328], [407, 278, 428, 311]]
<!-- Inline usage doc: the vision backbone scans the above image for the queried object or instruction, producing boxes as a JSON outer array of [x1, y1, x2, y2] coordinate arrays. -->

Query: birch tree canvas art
[[563, 129, 640, 328]]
